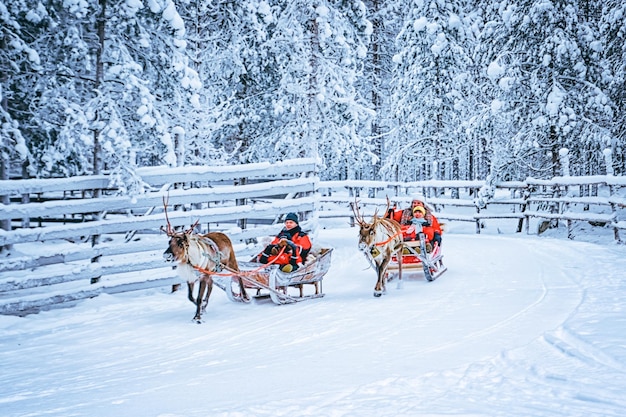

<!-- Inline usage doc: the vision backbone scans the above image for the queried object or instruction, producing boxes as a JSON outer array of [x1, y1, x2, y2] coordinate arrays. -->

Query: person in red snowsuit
[[387, 199, 442, 249], [257, 213, 312, 272]]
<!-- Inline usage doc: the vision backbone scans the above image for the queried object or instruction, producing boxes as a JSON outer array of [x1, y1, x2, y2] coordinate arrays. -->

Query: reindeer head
[[351, 199, 378, 251], [163, 233, 190, 263], [161, 195, 197, 264], [357, 222, 377, 251]]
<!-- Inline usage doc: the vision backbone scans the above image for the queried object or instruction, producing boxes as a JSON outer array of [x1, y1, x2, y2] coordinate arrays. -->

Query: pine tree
[[0, 0, 42, 178], [601, 1, 626, 175], [360, 0, 402, 181], [387, 0, 476, 182], [481, 0, 615, 179], [12, 0, 198, 193]]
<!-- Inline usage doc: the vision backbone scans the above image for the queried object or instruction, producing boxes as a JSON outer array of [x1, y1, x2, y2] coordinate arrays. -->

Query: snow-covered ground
[[1, 219, 626, 417]]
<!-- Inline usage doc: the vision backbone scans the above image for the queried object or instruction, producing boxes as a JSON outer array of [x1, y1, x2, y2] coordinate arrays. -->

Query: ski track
[[1, 230, 625, 417]]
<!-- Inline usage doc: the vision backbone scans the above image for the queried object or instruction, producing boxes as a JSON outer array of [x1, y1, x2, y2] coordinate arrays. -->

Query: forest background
[[1, 0, 625, 194]]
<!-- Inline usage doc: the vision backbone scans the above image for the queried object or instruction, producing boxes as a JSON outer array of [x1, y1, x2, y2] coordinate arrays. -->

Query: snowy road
[[1, 227, 626, 416]]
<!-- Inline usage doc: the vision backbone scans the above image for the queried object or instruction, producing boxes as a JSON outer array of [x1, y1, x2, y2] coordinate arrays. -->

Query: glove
[[285, 240, 296, 253], [270, 245, 279, 256]]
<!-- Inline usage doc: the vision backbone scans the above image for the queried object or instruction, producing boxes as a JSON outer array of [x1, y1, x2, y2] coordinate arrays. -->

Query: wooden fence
[[0, 159, 318, 315], [1, 161, 625, 316], [317, 176, 626, 243]]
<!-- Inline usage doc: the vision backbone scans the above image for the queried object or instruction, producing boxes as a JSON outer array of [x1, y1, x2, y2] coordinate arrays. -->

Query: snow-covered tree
[[359, 0, 402, 180], [184, 1, 373, 180], [601, 1, 626, 175], [0, 0, 41, 178], [10, 0, 198, 193], [177, 0, 278, 167], [386, 0, 476, 182], [481, 0, 615, 179]]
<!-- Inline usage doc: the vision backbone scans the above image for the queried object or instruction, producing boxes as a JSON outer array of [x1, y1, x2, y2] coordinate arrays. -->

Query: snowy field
[[1, 219, 626, 417]]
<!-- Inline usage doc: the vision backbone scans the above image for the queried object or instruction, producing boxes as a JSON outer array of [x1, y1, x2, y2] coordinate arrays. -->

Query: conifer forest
[[1, 0, 625, 190]]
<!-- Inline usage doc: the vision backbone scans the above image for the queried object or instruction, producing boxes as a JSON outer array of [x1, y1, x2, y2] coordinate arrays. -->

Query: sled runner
[[213, 248, 333, 305], [387, 227, 447, 282]]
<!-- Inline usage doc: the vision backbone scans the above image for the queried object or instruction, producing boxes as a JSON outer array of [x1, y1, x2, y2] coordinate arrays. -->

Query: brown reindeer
[[351, 199, 404, 297], [161, 198, 249, 321]]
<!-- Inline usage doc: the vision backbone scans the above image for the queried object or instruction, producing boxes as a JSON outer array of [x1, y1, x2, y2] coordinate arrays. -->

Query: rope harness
[[192, 245, 286, 278], [374, 228, 403, 246]]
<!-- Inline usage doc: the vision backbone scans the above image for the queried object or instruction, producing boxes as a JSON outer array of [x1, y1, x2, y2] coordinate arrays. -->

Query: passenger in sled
[[256, 212, 312, 273], [385, 198, 442, 253]]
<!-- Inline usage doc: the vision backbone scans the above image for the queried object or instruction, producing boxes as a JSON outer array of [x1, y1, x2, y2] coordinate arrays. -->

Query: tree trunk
[[91, 0, 107, 263]]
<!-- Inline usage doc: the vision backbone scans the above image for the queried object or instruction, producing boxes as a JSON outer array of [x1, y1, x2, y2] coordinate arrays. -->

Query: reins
[[374, 228, 402, 246], [374, 220, 403, 247], [192, 246, 286, 278]]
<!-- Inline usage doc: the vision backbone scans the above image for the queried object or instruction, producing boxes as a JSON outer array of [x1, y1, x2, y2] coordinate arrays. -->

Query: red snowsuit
[[257, 226, 312, 267], [387, 208, 442, 245], [401, 216, 442, 243]]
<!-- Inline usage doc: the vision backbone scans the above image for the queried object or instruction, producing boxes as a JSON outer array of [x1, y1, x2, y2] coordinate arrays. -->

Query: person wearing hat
[[400, 198, 428, 225], [257, 212, 312, 272], [401, 204, 442, 251], [385, 197, 429, 226]]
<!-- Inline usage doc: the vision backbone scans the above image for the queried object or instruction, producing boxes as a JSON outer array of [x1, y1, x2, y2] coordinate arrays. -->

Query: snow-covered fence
[[2, 162, 625, 316], [0, 159, 318, 315], [318, 176, 626, 243]]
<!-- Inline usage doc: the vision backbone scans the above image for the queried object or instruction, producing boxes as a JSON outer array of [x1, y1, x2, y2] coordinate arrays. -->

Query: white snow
[[487, 60, 505, 80], [1, 218, 626, 417]]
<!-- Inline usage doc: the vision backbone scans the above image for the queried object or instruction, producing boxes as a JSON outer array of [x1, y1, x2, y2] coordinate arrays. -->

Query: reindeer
[[161, 197, 249, 321], [351, 198, 404, 297]]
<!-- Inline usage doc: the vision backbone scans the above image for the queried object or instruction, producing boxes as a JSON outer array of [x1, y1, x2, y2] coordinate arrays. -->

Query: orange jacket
[[400, 215, 442, 243], [260, 226, 312, 265]]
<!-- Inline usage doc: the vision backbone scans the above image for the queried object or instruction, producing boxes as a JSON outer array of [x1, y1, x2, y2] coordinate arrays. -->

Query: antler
[[187, 219, 200, 234], [160, 194, 175, 236], [371, 197, 393, 220], [160, 193, 201, 236], [351, 198, 367, 226]]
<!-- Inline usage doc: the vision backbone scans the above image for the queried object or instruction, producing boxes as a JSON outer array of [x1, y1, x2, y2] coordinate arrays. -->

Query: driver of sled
[[257, 212, 312, 273]]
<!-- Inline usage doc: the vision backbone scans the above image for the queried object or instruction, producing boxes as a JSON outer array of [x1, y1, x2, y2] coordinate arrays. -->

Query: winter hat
[[413, 206, 426, 216], [285, 212, 299, 224]]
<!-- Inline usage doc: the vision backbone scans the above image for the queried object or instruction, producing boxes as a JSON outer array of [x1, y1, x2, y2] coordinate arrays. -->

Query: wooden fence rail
[[1, 163, 625, 316], [0, 159, 318, 315], [317, 176, 626, 242]]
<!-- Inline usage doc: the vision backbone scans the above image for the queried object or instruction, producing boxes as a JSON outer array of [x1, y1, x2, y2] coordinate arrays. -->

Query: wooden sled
[[387, 233, 447, 282], [213, 248, 333, 305]]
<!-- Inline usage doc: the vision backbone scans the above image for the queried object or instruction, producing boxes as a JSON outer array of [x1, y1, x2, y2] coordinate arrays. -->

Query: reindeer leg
[[381, 259, 390, 294], [194, 280, 206, 322], [374, 258, 391, 297], [374, 265, 384, 297], [201, 276, 213, 313], [187, 281, 196, 304]]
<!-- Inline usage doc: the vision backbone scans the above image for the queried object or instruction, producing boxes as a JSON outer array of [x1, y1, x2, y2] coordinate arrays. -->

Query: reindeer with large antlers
[[161, 196, 249, 322], [351, 198, 404, 297]]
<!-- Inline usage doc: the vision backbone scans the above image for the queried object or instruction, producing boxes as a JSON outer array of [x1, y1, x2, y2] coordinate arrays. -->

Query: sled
[[213, 248, 333, 305], [387, 231, 447, 282]]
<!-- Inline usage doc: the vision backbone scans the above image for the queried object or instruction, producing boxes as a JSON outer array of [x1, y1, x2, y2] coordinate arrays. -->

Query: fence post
[[0, 157, 11, 254], [235, 177, 248, 231], [603, 150, 622, 243]]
